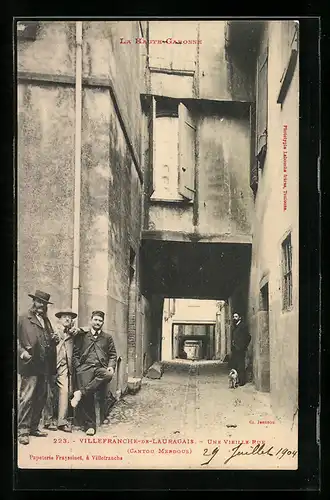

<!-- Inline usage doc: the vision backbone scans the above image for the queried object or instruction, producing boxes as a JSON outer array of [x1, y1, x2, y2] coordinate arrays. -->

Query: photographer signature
[[201, 443, 297, 466]]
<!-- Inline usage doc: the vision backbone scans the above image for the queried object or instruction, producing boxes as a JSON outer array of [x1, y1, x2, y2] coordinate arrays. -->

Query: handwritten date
[[201, 443, 297, 466]]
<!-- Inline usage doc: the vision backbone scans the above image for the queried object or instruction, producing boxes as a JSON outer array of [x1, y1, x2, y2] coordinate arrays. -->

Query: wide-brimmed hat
[[28, 289, 53, 304], [55, 308, 77, 319]]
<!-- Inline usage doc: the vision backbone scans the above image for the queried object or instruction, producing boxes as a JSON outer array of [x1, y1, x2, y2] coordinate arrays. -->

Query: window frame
[[255, 44, 269, 171], [277, 22, 299, 105], [281, 232, 293, 312], [250, 39, 269, 195], [148, 96, 196, 203]]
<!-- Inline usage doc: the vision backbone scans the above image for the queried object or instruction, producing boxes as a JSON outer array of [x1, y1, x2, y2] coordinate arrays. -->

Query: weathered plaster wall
[[199, 21, 253, 101], [17, 21, 76, 76], [148, 204, 193, 233], [197, 112, 252, 236], [17, 83, 75, 326], [17, 21, 151, 394], [146, 20, 253, 102], [248, 21, 299, 421], [145, 111, 252, 239], [82, 21, 144, 161]]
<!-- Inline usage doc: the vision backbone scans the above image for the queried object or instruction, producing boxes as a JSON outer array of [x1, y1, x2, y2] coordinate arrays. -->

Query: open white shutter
[[148, 96, 156, 196], [178, 103, 196, 200]]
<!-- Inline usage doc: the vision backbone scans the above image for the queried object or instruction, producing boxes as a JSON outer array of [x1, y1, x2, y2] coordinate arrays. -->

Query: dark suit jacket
[[18, 310, 57, 376], [232, 321, 251, 351], [72, 328, 117, 374]]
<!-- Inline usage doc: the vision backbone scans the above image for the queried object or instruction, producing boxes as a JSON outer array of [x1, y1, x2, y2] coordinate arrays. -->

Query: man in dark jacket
[[17, 290, 58, 445], [230, 312, 251, 386], [71, 310, 117, 435]]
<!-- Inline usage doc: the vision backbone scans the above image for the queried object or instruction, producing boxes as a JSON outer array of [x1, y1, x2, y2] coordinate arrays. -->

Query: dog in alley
[[228, 369, 239, 389]]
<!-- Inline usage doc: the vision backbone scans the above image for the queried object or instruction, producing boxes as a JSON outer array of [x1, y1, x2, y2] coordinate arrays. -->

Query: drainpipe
[[72, 21, 83, 317]]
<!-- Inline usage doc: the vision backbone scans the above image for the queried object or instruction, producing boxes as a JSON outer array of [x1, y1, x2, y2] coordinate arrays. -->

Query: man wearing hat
[[71, 310, 117, 436], [17, 290, 57, 445], [44, 308, 79, 433], [230, 312, 251, 386]]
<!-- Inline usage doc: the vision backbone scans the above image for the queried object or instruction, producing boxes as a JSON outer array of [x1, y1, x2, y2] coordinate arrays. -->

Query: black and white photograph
[[16, 18, 300, 470]]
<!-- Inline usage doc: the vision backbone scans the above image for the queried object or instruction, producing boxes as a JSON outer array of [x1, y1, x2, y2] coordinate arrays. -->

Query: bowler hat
[[55, 308, 78, 319], [28, 289, 53, 304]]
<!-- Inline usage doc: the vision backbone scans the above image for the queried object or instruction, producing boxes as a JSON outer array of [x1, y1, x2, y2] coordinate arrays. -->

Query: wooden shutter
[[249, 102, 258, 192], [277, 22, 299, 104], [148, 96, 156, 196], [178, 103, 196, 200], [256, 47, 268, 159]]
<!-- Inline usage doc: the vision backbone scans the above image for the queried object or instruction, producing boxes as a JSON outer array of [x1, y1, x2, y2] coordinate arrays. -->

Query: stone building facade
[[17, 20, 152, 395], [17, 20, 299, 421], [227, 20, 299, 422]]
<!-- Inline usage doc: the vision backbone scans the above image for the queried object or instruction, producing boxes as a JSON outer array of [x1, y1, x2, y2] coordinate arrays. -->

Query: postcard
[[16, 18, 299, 470]]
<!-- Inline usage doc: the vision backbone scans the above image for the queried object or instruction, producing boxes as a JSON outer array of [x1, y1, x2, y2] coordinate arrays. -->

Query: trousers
[[76, 366, 113, 431], [44, 364, 72, 427], [18, 375, 48, 436], [230, 348, 247, 385]]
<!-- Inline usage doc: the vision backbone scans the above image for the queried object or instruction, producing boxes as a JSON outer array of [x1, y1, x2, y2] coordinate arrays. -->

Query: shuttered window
[[256, 47, 268, 167], [282, 233, 293, 311], [148, 98, 196, 202], [249, 102, 258, 193], [280, 21, 298, 82], [153, 114, 180, 200], [147, 96, 156, 196], [178, 103, 196, 200], [277, 21, 299, 104]]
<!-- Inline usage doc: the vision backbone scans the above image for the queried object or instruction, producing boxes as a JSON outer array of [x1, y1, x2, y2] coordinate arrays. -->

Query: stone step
[[161, 359, 229, 375], [146, 361, 164, 379], [127, 377, 142, 394]]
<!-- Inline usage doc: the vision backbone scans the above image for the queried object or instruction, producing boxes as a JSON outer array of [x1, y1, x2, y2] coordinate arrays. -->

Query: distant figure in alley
[[43, 308, 79, 433], [230, 312, 251, 386], [71, 311, 117, 435], [17, 290, 57, 445]]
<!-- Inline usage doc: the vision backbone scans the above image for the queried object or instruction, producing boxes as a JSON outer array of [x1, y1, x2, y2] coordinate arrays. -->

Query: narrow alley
[[18, 360, 298, 470], [17, 20, 300, 473]]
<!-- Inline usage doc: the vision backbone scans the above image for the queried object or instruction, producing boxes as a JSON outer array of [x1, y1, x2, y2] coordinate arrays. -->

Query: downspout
[[72, 21, 83, 316]]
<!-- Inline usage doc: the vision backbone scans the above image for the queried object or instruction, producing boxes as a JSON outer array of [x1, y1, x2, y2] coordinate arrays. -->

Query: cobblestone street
[[108, 361, 274, 435], [18, 361, 298, 470]]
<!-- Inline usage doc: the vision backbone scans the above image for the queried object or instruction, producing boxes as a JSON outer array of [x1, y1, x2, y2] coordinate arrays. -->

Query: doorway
[[127, 247, 137, 376], [171, 323, 216, 360], [259, 281, 270, 392]]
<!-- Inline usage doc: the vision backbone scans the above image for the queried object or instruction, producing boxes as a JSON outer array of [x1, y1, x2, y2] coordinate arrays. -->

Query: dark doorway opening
[[259, 281, 270, 392], [172, 323, 216, 360]]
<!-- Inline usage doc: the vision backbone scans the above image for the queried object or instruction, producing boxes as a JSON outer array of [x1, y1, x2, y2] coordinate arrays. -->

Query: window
[[250, 43, 268, 194], [281, 233, 293, 311], [259, 282, 269, 311], [148, 97, 196, 202], [256, 46, 268, 169], [17, 21, 40, 41], [129, 247, 136, 284], [277, 21, 299, 104], [249, 103, 258, 194]]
